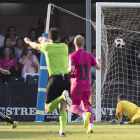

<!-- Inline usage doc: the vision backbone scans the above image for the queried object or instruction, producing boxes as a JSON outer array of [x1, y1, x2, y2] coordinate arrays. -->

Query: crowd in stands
[[0, 18, 96, 84]]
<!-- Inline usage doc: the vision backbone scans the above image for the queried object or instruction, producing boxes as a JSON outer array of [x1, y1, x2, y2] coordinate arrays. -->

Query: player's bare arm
[[0, 68, 10, 75], [68, 58, 75, 74], [24, 37, 40, 50], [38, 37, 50, 44], [68, 65, 75, 75], [94, 57, 102, 70]]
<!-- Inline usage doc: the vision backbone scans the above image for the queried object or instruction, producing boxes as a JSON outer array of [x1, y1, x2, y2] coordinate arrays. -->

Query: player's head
[[118, 94, 126, 102], [48, 28, 60, 42], [79, 33, 86, 45], [74, 35, 84, 49]]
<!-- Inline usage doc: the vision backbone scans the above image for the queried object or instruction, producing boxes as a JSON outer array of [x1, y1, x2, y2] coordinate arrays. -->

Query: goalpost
[[35, 4, 51, 122], [95, 2, 140, 122], [36, 2, 140, 122]]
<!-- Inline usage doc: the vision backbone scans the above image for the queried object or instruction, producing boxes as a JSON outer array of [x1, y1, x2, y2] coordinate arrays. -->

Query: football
[[114, 38, 125, 48]]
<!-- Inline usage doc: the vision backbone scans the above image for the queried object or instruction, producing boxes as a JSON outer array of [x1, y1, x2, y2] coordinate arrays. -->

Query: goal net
[[93, 3, 140, 121], [46, 3, 140, 122]]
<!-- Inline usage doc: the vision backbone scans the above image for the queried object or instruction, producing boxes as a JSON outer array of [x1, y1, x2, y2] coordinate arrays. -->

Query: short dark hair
[[49, 28, 60, 41], [28, 28, 36, 34], [16, 37, 24, 45], [62, 37, 69, 42], [118, 94, 126, 100], [28, 28, 36, 37], [7, 26, 16, 32], [5, 26, 16, 38]]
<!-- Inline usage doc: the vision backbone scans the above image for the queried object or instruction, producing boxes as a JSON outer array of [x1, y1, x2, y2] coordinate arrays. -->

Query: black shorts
[[45, 74, 70, 104]]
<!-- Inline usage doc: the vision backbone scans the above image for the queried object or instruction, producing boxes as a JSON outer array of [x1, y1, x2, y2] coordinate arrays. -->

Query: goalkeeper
[[116, 94, 140, 124]]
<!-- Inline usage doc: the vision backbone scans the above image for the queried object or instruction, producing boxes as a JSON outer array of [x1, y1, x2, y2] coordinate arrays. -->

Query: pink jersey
[[69, 49, 97, 91]]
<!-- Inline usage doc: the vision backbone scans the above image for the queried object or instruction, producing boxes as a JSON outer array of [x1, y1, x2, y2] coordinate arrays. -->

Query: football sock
[[84, 107, 93, 124], [69, 105, 85, 116], [59, 110, 67, 132], [0, 111, 13, 124], [47, 95, 63, 113]]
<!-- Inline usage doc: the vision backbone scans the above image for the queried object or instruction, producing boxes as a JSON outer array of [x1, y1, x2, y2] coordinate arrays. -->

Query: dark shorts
[[45, 74, 70, 104]]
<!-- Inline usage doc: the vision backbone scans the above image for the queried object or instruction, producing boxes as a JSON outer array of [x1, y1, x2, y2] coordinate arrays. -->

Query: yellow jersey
[[116, 100, 138, 119]]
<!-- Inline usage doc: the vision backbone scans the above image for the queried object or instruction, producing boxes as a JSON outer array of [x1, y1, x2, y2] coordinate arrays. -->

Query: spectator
[[13, 37, 24, 63], [0, 37, 13, 56], [0, 47, 18, 82], [29, 27, 40, 61], [0, 34, 5, 48], [19, 44, 40, 83], [5, 26, 18, 46], [69, 39, 76, 54], [4, 37, 12, 48], [35, 17, 46, 61], [70, 45, 76, 53], [35, 18, 43, 31], [62, 37, 70, 46], [35, 17, 46, 40], [28, 28, 37, 42], [62, 37, 70, 52], [91, 45, 96, 84], [80, 33, 86, 50]]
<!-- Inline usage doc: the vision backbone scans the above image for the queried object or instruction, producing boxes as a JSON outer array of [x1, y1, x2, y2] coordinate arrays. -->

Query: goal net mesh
[[91, 7, 140, 121], [49, 4, 140, 122]]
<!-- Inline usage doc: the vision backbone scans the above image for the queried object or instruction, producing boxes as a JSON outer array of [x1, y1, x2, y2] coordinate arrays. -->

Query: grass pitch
[[0, 122, 140, 140]]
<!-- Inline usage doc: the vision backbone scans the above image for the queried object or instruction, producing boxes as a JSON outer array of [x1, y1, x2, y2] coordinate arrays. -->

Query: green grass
[[0, 122, 140, 140]]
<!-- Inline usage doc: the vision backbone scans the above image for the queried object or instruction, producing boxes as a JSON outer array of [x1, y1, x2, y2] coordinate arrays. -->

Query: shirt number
[[78, 64, 89, 80]]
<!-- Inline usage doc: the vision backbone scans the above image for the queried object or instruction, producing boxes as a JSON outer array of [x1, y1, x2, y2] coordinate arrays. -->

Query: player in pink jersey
[[68, 35, 102, 133]]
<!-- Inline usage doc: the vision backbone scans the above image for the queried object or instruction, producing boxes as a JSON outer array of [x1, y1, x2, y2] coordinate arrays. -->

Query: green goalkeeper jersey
[[38, 42, 68, 76]]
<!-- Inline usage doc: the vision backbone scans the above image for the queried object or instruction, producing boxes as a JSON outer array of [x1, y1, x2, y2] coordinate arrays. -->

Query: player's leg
[[5, 115, 11, 125], [68, 90, 85, 115], [132, 115, 140, 123], [132, 109, 140, 124], [84, 106, 93, 133], [58, 101, 67, 137], [68, 90, 91, 128], [45, 95, 63, 113], [58, 74, 72, 137], [0, 111, 18, 129], [45, 76, 72, 113], [82, 91, 93, 133], [45, 90, 72, 113]]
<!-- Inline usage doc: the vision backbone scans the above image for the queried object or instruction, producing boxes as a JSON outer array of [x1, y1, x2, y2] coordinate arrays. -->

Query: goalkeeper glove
[[120, 121, 124, 125], [120, 122, 128, 125], [118, 118, 123, 125], [118, 119, 128, 125]]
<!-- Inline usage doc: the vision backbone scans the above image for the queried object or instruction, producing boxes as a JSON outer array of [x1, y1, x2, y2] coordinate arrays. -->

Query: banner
[[0, 83, 122, 122]]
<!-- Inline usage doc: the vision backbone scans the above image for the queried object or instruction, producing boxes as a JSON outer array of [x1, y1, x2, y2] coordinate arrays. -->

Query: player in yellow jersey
[[116, 94, 140, 124]]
